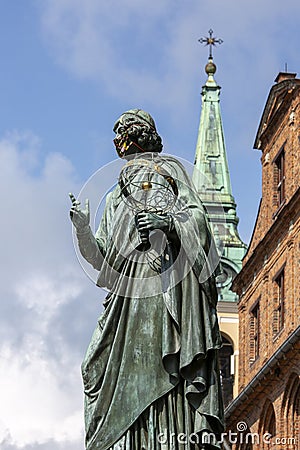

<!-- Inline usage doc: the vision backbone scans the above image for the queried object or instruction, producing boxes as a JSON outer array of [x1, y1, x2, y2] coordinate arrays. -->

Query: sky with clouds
[[0, 1, 299, 449]]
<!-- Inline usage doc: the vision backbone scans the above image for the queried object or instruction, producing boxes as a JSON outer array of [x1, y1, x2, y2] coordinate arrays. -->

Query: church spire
[[193, 32, 233, 203], [193, 31, 247, 302]]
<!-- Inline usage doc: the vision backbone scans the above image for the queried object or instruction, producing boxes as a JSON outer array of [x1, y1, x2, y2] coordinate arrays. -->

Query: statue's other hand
[[69, 193, 90, 231], [136, 212, 173, 234]]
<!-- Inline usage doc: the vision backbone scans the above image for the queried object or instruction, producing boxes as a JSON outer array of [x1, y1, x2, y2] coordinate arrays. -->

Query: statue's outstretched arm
[[69, 193, 103, 270]]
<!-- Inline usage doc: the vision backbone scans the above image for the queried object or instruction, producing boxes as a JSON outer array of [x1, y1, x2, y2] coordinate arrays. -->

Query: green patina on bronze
[[70, 110, 225, 449]]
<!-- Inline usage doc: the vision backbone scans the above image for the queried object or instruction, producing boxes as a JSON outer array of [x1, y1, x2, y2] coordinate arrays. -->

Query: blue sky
[[0, 1, 299, 449]]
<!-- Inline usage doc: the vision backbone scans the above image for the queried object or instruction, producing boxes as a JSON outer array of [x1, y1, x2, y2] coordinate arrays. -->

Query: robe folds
[[78, 153, 224, 450]]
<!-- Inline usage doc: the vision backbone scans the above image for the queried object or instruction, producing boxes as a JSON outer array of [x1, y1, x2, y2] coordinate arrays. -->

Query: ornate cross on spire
[[198, 29, 223, 59]]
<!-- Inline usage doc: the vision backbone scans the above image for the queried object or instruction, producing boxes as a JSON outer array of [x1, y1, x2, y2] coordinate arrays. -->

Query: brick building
[[225, 72, 300, 449]]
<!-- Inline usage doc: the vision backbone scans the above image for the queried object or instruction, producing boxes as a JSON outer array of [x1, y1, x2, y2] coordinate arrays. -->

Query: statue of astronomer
[[69, 109, 224, 449]]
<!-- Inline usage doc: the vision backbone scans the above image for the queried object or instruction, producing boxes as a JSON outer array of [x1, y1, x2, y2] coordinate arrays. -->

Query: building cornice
[[225, 325, 300, 420], [217, 301, 238, 314], [254, 76, 300, 150]]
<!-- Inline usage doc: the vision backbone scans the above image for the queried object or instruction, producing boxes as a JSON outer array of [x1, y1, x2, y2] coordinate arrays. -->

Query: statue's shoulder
[[159, 154, 191, 184], [160, 153, 183, 166]]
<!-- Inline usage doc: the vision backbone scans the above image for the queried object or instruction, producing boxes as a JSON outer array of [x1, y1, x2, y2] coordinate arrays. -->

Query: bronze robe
[[78, 154, 224, 449]]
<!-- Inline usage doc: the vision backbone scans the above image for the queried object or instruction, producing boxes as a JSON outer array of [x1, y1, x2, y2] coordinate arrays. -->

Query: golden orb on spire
[[205, 58, 217, 75]]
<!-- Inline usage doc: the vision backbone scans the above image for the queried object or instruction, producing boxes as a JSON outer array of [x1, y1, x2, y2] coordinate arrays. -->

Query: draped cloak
[[77, 154, 224, 449]]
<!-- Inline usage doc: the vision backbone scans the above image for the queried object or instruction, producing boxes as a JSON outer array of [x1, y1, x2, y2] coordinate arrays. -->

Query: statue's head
[[113, 109, 163, 158]]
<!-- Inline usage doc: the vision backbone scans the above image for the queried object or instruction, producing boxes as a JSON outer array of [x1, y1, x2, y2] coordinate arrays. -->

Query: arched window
[[282, 373, 300, 444], [219, 334, 234, 407], [259, 400, 276, 449]]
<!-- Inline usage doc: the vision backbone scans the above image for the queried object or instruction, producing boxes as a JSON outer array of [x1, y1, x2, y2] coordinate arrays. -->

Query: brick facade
[[224, 73, 300, 449]]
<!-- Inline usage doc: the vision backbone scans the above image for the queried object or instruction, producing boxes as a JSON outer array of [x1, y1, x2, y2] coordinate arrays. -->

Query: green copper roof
[[193, 57, 233, 203], [192, 57, 247, 302]]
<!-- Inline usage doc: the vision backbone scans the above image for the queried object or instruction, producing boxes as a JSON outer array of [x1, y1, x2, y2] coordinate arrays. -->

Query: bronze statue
[[69, 109, 224, 449]]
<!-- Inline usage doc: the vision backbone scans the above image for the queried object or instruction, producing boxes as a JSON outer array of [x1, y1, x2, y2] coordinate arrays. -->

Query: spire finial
[[198, 29, 223, 59]]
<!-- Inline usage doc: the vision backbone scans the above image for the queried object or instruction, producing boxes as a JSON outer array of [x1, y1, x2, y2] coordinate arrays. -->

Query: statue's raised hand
[[69, 193, 90, 232]]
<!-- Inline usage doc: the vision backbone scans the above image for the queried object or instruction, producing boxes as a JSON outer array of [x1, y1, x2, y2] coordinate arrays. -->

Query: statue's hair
[[119, 114, 163, 153]]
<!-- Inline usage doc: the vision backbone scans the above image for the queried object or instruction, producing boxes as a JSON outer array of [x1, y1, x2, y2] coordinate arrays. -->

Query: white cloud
[[0, 132, 101, 449], [0, 343, 84, 447], [15, 271, 82, 330]]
